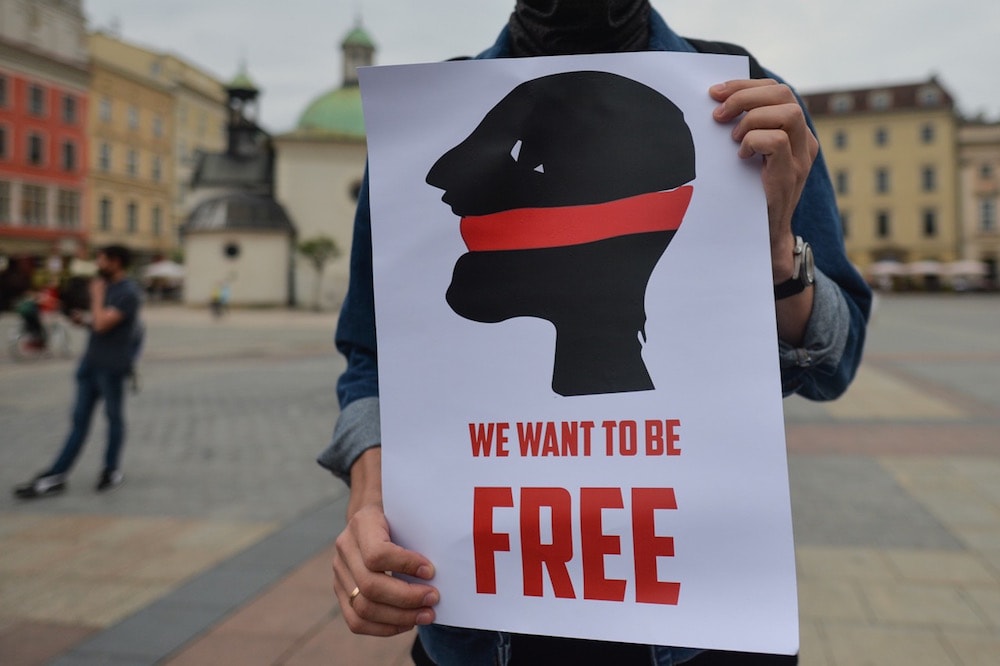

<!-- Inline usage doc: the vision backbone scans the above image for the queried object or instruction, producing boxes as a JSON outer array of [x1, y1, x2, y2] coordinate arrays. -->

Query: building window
[[0, 181, 10, 224], [28, 84, 46, 116], [151, 155, 162, 182], [979, 163, 993, 180], [982, 198, 997, 232], [57, 190, 80, 229], [152, 205, 162, 236], [61, 141, 77, 171], [100, 97, 112, 122], [840, 210, 849, 238], [27, 133, 45, 166], [869, 90, 892, 110], [0, 125, 6, 159], [875, 167, 890, 194], [99, 197, 112, 231], [0, 76, 7, 107], [832, 130, 847, 150], [62, 95, 78, 124], [128, 106, 139, 130], [99, 143, 111, 171], [127, 201, 138, 233], [835, 170, 849, 195], [876, 211, 891, 238], [917, 86, 942, 107], [127, 149, 138, 176], [830, 94, 854, 113], [874, 127, 889, 146], [921, 166, 937, 192], [921, 123, 936, 144], [22, 184, 47, 226], [153, 116, 163, 138], [922, 209, 937, 237]]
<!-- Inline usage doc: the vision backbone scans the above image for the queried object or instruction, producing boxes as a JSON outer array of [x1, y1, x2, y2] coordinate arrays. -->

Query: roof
[[192, 149, 272, 189], [227, 63, 258, 92], [802, 78, 956, 116], [342, 26, 375, 50], [295, 85, 364, 137], [184, 192, 296, 234]]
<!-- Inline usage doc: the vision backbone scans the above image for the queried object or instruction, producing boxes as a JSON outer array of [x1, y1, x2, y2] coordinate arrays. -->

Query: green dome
[[227, 61, 258, 91], [342, 26, 375, 50], [295, 85, 364, 138]]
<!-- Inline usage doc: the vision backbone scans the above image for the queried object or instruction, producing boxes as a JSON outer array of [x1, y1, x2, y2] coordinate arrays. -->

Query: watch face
[[803, 244, 816, 284]]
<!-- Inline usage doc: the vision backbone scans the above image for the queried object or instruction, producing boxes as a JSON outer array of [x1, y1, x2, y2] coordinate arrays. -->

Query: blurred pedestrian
[[13, 245, 143, 498]]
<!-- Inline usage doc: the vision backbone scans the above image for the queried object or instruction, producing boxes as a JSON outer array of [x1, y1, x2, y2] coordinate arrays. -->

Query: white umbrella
[[867, 260, 905, 277], [144, 260, 185, 282], [905, 260, 944, 276], [945, 259, 988, 277]]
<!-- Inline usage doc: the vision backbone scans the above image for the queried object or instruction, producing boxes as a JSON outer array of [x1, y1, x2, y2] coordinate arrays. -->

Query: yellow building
[[86, 31, 226, 264], [802, 78, 961, 284], [957, 120, 1000, 285]]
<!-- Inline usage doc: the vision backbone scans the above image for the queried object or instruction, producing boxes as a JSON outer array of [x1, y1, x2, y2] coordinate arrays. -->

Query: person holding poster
[[319, 1, 872, 664]]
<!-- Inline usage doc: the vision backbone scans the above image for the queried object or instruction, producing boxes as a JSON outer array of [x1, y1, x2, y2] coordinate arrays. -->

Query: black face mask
[[508, 0, 651, 57]]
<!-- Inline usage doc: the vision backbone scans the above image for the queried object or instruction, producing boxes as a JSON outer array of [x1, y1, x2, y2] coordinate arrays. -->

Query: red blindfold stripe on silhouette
[[459, 185, 693, 252]]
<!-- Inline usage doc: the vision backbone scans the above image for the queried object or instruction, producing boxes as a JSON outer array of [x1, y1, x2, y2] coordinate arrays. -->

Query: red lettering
[[631, 488, 680, 605], [518, 422, 543, 457], [580, 488, 627, 601], [561, 421, 578, 456], [473, 487, 513, 594], [541, 422, 559, 456], [602, 420, 616, 456], [665, 419, 681, 456], [619, 420, 638, 456], [520, 487, 576, 599], [469, 422, 510, 457]]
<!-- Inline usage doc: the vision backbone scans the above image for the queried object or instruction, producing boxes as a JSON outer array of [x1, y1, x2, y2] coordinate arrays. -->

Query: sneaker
[[96, 469, 124, 493], [13, 472, 67, 499]]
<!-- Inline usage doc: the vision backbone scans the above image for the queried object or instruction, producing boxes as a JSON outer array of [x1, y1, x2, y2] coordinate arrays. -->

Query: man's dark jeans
[[49, 361, 128, 475]]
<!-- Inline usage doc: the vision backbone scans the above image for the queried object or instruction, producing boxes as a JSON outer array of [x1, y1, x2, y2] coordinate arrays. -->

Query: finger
[[345, 506, 436, 581], [333, 552, 435, 635], [339, 529, 439, 611], [731, 103, 814, 150], [711, 81, 796, 122], [737, 128, 794, 162]]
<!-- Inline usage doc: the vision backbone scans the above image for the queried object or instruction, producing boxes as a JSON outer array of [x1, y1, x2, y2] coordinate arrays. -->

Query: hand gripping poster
[[358, 52, 798, 655]]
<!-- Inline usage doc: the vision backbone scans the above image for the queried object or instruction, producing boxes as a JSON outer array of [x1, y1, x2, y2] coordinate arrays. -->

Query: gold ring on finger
[[349, 586, 361, 607]]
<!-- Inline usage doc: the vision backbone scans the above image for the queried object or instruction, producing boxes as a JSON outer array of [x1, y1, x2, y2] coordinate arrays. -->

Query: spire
[[341, 20, 375, 86]]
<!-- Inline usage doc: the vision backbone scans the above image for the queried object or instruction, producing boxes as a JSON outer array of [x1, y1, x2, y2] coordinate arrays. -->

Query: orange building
[[0, 0, 89, 269]]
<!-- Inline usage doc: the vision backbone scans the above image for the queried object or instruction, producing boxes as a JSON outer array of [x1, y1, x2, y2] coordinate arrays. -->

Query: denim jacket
[[319, 10, 872, 666]]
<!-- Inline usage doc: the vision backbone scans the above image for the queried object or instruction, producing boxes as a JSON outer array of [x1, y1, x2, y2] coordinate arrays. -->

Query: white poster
[[359, 52, 798, 655]]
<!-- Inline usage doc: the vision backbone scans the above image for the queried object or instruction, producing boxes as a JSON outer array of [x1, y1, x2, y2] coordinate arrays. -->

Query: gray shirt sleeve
[[317, 396, 381, 484], [777, 267, 850, 384]]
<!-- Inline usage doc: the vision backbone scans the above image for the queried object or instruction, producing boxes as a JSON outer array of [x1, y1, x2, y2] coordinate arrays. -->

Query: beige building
[[88, 32, 174, 263], [802, 78, 961, 285], [957, 120, 1000, 285], [87, 31, 227, 265], [273, 24, 371, 310]]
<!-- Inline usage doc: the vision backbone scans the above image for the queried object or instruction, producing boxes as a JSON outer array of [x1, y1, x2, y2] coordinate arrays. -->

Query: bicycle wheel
[[8, 330, 46, 361]]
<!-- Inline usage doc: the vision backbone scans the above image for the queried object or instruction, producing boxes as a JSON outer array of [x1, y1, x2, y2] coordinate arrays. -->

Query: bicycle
[[7, 313, 72, 361]]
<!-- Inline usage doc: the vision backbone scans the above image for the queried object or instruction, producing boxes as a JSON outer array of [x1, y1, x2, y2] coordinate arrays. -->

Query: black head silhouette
[[427, 70, 695, 396]]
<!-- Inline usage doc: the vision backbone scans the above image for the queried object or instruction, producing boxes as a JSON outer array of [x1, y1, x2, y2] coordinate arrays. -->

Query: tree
[[298, 235, 341, 311]]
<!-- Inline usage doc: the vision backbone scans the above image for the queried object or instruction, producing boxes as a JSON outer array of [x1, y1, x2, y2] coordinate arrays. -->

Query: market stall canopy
[[144, 260, 185, 282]]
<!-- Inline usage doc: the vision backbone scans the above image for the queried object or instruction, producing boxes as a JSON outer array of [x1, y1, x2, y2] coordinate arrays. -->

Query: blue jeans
[[49, 361, 128, 475], [417, 625, 703, 665]]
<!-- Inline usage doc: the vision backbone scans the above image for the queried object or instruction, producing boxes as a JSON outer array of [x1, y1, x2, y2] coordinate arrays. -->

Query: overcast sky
[[84, 1, 1000, 133]]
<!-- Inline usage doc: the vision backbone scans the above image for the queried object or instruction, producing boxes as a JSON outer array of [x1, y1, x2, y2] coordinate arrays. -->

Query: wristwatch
[[773, 235, 815, 300]]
